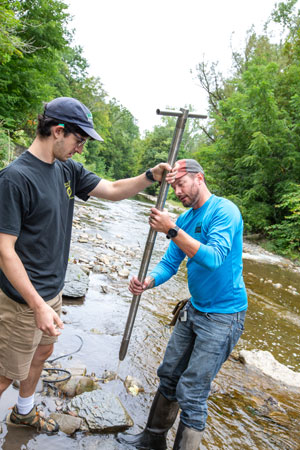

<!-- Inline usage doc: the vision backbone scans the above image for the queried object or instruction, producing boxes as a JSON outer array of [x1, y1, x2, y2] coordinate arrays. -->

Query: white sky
[[66, 0, 296, 134]]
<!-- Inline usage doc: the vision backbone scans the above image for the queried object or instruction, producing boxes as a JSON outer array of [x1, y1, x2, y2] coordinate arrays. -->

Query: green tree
[[138, 113, 203, 195], [98, 100, 140, 179], [0, 125, 14, 168], [193, 0, 300, 255], [0, 0, 71, 130], [267, 183, 300, 256], [0, 1, 31, 64]]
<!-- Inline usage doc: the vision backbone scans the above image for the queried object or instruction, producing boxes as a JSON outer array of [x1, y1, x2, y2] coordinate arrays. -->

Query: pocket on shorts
[[16, 303, 35, 321]]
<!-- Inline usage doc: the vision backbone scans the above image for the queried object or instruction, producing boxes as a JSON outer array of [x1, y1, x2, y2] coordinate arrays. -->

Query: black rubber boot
[[173, 420, 204, 450], [117, 390, 179, 449]]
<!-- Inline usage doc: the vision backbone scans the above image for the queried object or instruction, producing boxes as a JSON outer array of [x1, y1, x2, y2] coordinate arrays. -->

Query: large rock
[[67, 389, 133, 432], [239, 349, 300, 388], [50, 413, 82, 434], [57, 376, 100, 397], [63, 263, 89, 298]]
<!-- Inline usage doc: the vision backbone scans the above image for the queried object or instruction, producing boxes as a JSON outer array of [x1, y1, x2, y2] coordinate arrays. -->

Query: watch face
[[168, 228, 178, 238]]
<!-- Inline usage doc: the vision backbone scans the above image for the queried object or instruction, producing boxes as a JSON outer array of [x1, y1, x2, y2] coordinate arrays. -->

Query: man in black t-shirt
[[0, 97, 176, 433]]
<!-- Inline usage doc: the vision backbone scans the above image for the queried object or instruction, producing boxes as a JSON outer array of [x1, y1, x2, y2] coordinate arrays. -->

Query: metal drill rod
[[119, 107, 206, 361], [156, 109, 207, 119], [119, 109, 188, 361]]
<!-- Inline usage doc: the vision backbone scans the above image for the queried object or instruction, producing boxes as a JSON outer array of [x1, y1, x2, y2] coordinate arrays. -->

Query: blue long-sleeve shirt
[[150, 195, 248, 313]]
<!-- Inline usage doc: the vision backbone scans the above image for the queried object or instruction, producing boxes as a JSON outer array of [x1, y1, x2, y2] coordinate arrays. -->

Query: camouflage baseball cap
[[175, 159, 204, 180]]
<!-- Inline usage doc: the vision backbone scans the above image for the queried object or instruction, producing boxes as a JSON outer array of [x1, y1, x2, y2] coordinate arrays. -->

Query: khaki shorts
[[0, 290, 62, 381]]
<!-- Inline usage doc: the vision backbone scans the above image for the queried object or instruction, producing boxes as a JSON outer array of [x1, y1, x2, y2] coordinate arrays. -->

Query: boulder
[[50, 412, 82, 434], [239, 349, 300, 388], [63, 264, 89, 298], [57, 376, 99, 397], [67, 389, 133, 432]]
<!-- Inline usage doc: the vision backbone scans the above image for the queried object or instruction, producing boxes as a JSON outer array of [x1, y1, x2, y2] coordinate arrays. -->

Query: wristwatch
[[145, 169, 155, 183], [166, 225, 180, 239]]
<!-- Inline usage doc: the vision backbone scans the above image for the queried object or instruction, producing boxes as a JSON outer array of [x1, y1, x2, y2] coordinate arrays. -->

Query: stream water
[[0, 195, 299, 449]]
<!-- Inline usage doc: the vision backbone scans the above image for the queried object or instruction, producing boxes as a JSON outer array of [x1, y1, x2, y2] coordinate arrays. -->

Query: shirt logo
[[195, 223, 202, 233], [64, 181, 74, 200]]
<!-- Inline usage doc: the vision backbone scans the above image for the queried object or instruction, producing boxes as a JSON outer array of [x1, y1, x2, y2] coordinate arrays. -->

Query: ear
[[52, 125, 64, 139], [195, 172, 203, 184]]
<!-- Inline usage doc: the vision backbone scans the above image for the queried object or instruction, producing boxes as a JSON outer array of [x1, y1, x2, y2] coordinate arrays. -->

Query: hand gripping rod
[[119, 108, 207, 361]]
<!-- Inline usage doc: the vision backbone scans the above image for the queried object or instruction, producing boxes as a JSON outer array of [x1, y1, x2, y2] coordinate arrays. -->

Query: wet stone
[[67, 389, 133, 432], [118, 269, 130, 278], [100, 284, 108, 293], [97, 255, 111, 265], [114, 244, 126, 253], [75, 377, 100, 396], [92, 264, 102, 273], [248, 395, 290, 427], [68, 365, 87, 377], [63, 263, 90, 298], [267, 410, 291, 427], [76, 436, 119, 449], [78, 238, 89, 243], [239, 349, 300, 388], [124, 375, 144, 396], [50, 412, 82, 434], [78, 257, 90, 264], [90, 328, 102, 334], [57, 375, 100, 397], [101, 370, 117, 383]]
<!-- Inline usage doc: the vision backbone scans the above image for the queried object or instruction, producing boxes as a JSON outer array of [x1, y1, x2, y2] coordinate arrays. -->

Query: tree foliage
[[193, 0, 300, 256], [0, 0, 142, 180], [1, 0, 300, 257]]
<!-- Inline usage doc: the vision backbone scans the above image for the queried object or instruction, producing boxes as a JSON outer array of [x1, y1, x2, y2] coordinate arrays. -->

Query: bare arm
[[0, 233, 64, 336], [88, 162, 177, 201], [149, 208, 200, 258]]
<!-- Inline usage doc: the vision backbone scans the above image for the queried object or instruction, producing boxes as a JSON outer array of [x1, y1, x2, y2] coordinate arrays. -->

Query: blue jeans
[[158, 301, 246, 431]]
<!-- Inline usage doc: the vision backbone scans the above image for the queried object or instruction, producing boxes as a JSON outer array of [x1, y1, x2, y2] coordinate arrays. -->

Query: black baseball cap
[[44, 97, 103, 141]]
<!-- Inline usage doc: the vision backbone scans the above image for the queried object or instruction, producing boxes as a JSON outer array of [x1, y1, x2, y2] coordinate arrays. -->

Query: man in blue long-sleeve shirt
[[118, 159, 247, 450]]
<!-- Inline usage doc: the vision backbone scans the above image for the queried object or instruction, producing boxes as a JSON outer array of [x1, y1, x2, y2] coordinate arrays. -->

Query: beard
[[179, 183, 200, 208]]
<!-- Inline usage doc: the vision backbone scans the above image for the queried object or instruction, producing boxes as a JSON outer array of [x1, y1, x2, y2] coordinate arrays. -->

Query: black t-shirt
[[0, 151, 101, 303]]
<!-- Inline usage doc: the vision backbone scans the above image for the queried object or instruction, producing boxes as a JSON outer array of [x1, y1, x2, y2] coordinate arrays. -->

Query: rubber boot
[[117, 390, 179, 450], [173, 420, 204, 450]]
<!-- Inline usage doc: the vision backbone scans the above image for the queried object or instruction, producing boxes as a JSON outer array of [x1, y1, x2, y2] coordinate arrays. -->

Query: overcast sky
[[66, 0, 296, 133]]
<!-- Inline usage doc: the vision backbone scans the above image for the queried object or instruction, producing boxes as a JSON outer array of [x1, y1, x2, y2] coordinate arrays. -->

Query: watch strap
[[166, 225, 180, 239], [145, 169, 155, 183]]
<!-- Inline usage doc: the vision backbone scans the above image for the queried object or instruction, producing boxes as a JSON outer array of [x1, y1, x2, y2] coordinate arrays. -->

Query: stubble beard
[[179, 182, 200, 208], [53, 139, 73, 162]]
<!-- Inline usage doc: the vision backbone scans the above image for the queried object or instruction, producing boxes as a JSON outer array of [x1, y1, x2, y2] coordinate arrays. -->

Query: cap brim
[[175, 171, 188, 180], [79, 125, 104, 142]]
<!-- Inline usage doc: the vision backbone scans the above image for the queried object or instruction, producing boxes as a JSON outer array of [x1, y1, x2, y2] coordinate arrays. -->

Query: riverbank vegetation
[[0, 0, 299, 259]]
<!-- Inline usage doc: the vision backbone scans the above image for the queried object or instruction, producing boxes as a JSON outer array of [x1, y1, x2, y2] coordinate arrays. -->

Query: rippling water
[[0, 195, 299, 449]]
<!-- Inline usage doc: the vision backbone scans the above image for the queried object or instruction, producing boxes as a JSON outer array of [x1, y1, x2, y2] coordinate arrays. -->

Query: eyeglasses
[[72, 131, 89, 148]]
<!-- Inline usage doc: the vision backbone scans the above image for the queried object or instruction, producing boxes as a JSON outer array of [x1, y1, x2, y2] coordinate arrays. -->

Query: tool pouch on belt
[[169, 299, 189, 326]]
